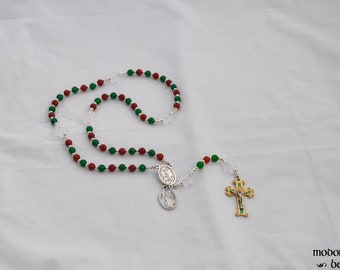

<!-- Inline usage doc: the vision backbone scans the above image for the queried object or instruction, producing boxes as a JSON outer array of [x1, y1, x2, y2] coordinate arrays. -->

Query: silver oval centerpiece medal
[[158, 165, 177, 210]]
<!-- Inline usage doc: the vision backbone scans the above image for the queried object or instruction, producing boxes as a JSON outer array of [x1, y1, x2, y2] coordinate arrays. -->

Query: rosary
[[47, 68, 254, 216]]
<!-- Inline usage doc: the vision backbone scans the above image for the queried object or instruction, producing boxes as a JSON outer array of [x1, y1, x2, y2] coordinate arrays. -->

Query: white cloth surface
[[1, 0, 340, 269]]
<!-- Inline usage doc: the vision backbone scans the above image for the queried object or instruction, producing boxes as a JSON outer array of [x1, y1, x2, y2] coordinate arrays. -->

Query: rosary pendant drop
[[157, 165, 177, 210]]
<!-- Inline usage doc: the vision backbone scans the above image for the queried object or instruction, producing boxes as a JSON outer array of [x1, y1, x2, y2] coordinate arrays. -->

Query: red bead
[[130, 103, 138, 110], [80, 85, 88, 92], [156, 153, 164, 161], [64, 90, 71, 96], [51, 100, 59, 106], [138, 147, 146, 155], [87, 163, 96, 170], [90, 103, 97, 110], [152, 73, 159, 80], [99, 144, 107, 152], [108, 164, 117, 172], [173, 90, 180, 96], [73, 154, 81, 162], [65, 139, 73, 147], [87, 132, 95, 139], [48, 112, 55, 118], [203, 156, 211, 164], [128, 164, 137, 172], [97, 79, 104, 86], [136, 69, 143, 76], [101, 93, 109, 100], [166, 79, 172, 86], [140, 114, 147, 121], [174, 103, 180, 109], [118, 94, 125, 101], [118, 148, 127, 155]]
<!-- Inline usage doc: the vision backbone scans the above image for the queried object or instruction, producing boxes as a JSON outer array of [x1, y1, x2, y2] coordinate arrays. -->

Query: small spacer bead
[[136, 69, 143, 76], [165, 79, 172, 86], [108, 164, 117, 172], [99, 144, 107, 152], [152, 72, 159, 79], [118, 94, 125, 101], [101, 93, 109, 100], [118, 164, 127, 171], [73, 154, 81, 162], [64, 90, 71, 96], [118, 148, 127, 155], [110, 92, 117, 99], [140, 114, 147, 121], [211, 155, 219, 162], [138, 147, 146, 155], [144, 70, 151, 77], [65, 139, 73, 147], [88, 132, 95, 139], [138, 164, 147, 172], [128, 164, 137, 172], [147, 117, 155, 125], [87, 163, 96, 171], [127, 69, 134, 76], [130, 103, 138, 110], [97, 79, 104, 86], [51, 100, 59, 106], [97, 164, 106, 172], [196, 161, 204, 169], [203, 156, 211, 164], [174, 103, 180, 109], [156, 153, 164, 161], [80, 85, 88, 92]]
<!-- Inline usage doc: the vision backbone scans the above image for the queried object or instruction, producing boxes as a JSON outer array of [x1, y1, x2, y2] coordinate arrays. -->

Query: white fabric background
[[1, 0, 340, 269]]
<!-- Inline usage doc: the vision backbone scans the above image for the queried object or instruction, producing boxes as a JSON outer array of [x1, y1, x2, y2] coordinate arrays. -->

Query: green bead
[[94, 98, 101, 105], [128, 148, 136, 155], [170, 84, 177, 90], [91, 139, 99, 147], [108, 147, 116, 154], [86, 126, 93, 132], [89, 83, 97, 90], [49, 106, 56, 112], [118, 164, 127, 171], [211, 155, 219, 162], [71, 86, 79, 94], [135, 108, 142, 116], [68, 147, 76, 154], [127, 69, 134, 76], [138, 164, 147, 172], [160, 75, 166, 82], [147, 149, 155, 157], [144, 70, 151, 77], [174, 96, 181, 102], [79, 159, 87, 167], [56, 94, 64, 101], [50, 118, 58, 125], [196, 161, 204, 169], [110, 92, 117, 99], [125, 98, 132, 105], [98, 164, 106, 172], [147, 117, 155, 125]]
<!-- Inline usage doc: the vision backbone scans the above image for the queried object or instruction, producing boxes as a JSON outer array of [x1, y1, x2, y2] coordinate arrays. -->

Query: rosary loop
[[47, 68, 254, 215]]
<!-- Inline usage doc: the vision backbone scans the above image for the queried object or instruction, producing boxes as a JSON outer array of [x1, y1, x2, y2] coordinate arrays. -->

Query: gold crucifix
[[225, 176, 254, 217]]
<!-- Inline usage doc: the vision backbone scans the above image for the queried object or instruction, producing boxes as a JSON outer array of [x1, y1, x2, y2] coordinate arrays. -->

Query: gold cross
[[225, 177, 254, 217]]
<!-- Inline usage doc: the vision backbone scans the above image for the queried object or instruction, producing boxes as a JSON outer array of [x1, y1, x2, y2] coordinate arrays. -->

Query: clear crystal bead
[[219, 157, 239, 174], [54, 123, 67, 138], [181, 170, 197, 187], [162, 112, 176, 124]]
